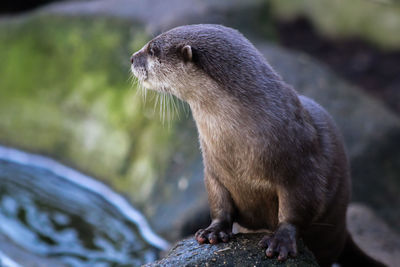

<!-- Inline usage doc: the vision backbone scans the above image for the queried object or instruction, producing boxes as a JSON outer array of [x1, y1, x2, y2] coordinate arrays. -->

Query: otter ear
[[181, 45, 192, 62]]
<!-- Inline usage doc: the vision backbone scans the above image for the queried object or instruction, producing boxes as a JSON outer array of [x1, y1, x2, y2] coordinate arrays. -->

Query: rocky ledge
[[145, 233, 318, 267]]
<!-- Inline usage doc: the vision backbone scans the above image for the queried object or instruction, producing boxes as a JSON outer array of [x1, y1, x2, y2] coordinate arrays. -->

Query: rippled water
[[0, 146, 169, 266]]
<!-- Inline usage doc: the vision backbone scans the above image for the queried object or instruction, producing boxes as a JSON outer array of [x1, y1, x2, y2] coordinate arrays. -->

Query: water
[[0, 146, 169, 266]]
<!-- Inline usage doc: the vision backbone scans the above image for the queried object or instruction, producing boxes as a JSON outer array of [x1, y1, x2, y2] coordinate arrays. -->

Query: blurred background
[[0, 0, 399, 266]]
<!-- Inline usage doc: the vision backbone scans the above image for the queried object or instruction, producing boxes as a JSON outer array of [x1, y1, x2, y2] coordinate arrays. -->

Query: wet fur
[[131, 24, 385, 267]]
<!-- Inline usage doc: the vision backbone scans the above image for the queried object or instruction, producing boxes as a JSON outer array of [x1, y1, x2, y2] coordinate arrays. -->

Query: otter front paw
[[195, 224, 233, 245], [258, 223, 298, 261]]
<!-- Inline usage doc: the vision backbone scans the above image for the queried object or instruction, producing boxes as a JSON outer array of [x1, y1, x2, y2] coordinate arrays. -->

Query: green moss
[[269, 0, 400, 50], [0, 15, 189, 205]]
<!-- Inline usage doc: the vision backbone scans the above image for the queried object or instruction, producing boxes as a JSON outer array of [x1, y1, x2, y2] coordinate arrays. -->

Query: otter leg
[[259, 183, 316, 261], [195, 173, 235, 244]]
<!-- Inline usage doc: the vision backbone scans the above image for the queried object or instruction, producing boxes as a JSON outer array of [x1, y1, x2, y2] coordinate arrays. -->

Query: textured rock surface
[[145, 233, 318, 267]]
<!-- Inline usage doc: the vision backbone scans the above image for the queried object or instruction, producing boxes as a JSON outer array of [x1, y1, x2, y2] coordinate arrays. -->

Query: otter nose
[[130, 51, 140, 64]]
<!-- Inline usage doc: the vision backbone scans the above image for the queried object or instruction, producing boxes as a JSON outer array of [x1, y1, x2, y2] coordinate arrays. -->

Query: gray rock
[[144, 233, 318, 267], [347, 203, 400, 267]]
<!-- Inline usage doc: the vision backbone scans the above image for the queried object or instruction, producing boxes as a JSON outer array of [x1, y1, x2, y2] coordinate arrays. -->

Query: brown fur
[[130, 24, 385, 267]]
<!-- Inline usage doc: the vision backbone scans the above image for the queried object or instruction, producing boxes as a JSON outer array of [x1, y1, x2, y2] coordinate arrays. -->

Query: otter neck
[[187, 79, 310, 150], [186, 79, 297, 125]]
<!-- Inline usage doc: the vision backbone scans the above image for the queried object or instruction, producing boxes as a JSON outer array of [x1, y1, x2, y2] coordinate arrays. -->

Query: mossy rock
[[0, 14, 199, 207], [269, 0, 400, 50]]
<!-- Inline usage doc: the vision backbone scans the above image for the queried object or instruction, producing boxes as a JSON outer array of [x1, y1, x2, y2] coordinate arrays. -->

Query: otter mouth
[[130, 65, 148, 81], [131, 66, 168, 93], [131, 66, 160, 93]]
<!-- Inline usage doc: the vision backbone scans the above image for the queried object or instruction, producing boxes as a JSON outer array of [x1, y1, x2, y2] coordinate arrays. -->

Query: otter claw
[[195, 226, 232, 244], [259, 226, 298, 261]]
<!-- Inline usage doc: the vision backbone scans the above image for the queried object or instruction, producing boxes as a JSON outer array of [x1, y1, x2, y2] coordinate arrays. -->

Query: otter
[[130, 24, 385, 267]]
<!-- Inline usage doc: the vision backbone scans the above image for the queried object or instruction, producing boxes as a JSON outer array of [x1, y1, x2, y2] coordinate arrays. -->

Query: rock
[[0, 233, 68, 267], [347, 203, 400, 267], [145, 233, 318, 267], [268, 0, 400, 50]]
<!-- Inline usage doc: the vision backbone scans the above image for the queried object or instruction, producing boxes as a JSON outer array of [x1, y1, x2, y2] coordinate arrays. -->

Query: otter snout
[[130, 48, 148, 81], [130, 50, 146, 69]]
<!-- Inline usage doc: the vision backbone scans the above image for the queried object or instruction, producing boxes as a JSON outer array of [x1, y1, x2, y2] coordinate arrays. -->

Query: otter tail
[[337, 234, 386, 267]]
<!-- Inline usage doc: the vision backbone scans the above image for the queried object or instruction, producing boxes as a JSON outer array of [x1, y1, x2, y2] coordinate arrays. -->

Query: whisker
[[160, 92, 164, 123], [128, 74, 136, 85], [163, 93, 166, 124], [149, 90, 157, 101], [170, 93, 180, 120], [133, 80, 141, 97], [168, 93, 173, 127], [166, 92, 169, 121], [179, 97, 189, 117], [140, 83, 147, 104], [154, 93, 160, 113]]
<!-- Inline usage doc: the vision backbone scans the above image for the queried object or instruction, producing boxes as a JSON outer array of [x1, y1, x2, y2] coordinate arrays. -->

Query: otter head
[[130, 24, 276, 104], [130, 28, 199, 101]]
